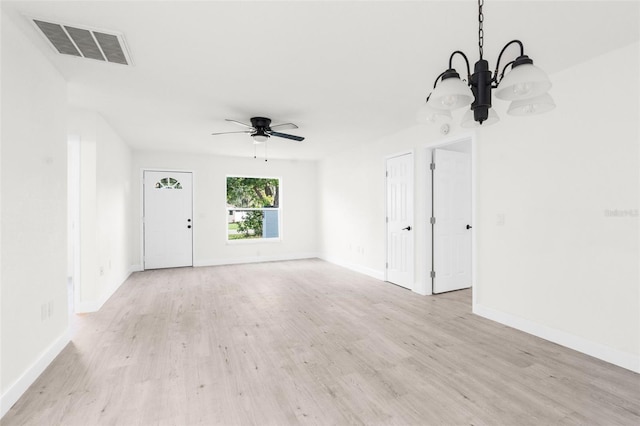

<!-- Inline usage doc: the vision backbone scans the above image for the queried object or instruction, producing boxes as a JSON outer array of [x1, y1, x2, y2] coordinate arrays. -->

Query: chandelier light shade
[[461, 107, 499, 128], [428, 71, 474, 110], [416, 102, 452, 124], [420, 0, 554, 127], [507, 93, 556, 116], [494, 57, 553, 101]]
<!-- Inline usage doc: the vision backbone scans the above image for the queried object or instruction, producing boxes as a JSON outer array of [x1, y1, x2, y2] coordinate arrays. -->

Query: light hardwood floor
[[3, 259, 639, 425]]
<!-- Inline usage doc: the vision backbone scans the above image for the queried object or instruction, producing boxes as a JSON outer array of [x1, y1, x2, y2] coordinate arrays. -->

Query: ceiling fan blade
[[211, 130, 253, 136], [269, 131, 305, 142], [225, 119, 254, 129], [270, 123, 298, 131]]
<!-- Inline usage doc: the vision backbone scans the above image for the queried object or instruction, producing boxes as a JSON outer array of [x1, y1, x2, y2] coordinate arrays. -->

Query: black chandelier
[[418, 0, 555, 128]]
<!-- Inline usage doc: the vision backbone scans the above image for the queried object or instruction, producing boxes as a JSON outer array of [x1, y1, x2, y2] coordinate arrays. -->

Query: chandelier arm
[[492, 40, 524, 82], [431, 70, 448, 89], [448, 50, 471, 81], [493, 60, 515, 87]]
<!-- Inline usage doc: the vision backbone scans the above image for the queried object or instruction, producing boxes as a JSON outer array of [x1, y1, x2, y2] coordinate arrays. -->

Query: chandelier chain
[[478, 0, 484, 59]]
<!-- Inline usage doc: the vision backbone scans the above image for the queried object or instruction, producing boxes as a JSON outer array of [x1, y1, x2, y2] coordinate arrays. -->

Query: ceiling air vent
[[32, 19, 132, 65]]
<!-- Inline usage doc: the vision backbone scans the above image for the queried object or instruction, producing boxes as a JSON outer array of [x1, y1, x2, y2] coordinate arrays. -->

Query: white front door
[[386, 153, 414, 289], [144, 171, 193, 269], [432, 149, 472, 293]]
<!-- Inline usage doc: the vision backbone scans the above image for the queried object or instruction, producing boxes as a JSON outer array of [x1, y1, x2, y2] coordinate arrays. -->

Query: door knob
[[187, 219, 191, 222], [187, 225, 192, 229], [466, 224, 472, 229], [402, 226, 412, 231]]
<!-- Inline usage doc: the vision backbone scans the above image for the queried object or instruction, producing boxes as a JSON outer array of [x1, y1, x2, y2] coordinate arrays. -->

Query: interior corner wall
[[473, 41, 640, 372], [131, 151, 318, 267], [317, 124, 450, 292], [1, 12, 69, 415], [317, 144, 387, 279], [317, 42, 639, 371], [68, 109, 134, 313]]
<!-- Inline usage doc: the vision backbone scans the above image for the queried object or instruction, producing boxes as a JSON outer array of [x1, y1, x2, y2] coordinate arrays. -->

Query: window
[[226, 176, 280, 241], [155, 177, 182, 189]]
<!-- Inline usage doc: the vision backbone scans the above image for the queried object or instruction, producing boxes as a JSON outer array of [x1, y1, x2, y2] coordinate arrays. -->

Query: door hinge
[[386, 217, 388, 223], [430, 270, 436, 279], [430, 217, 436, 225], [385, 170, 389, 177], [386, 262, 388, 269], [430, 163, 436, 170]]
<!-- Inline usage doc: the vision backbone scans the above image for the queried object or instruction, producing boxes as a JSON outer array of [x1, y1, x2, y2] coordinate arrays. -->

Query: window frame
[[225, 175, 282, 244]]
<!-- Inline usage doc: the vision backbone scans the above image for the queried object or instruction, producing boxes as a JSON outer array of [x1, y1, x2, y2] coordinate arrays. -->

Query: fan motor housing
[[250, 117, 272, 129]]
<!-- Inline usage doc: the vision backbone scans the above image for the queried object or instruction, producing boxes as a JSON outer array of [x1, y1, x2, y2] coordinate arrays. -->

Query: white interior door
[[144, 171, 193, 269], [386, 153, 414, 289], [432, 149, 471, 293]]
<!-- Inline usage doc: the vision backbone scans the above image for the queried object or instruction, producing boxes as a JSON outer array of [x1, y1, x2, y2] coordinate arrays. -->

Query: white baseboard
[[319, 256, 431, 295], [473, 303, 640, 373], [1, 330, 70, 418], [193, 252, 319, 268], [413, 284, 430, 296], [75, 266, 138, 313], [319, 255, 385, 281]]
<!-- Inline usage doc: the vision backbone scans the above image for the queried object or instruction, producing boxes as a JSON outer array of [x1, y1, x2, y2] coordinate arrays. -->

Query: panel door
[[386, 153, 414, 289], [144, 171, 193, 269], [433, 149, 471, 293]]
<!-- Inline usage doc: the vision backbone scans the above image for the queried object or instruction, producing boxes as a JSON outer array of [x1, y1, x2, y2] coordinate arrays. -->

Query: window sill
[[226, 238, 281, 245]]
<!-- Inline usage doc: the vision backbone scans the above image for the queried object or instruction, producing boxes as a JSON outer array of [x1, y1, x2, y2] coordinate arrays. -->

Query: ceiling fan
[[211, 117, 305, 143]]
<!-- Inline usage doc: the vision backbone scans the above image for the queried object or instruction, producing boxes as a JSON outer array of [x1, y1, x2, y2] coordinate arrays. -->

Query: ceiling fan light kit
[[211, 116, 304, 160], [212, 117, 304, 143], [419, 0, 555, 127]]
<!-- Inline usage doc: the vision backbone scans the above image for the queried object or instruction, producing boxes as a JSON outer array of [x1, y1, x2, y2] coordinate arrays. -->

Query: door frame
[[67, 135, 81, 315], [384, 150, 415, 291], [140, 168, 195, 270], [424, 135, 477, 297]]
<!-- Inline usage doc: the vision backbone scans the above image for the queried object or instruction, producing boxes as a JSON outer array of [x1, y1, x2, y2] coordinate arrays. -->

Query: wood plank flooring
[[3, 259, 639, 425]]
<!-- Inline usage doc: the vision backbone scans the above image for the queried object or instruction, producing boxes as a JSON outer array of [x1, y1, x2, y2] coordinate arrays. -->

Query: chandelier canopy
[[418, 0, 555, 127]]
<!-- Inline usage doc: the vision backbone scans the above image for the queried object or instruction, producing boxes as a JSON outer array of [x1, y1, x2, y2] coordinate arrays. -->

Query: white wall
[[318, 42, 639, 371], [317, 124, 449, 292], [317, 142, 387, 279], [132, 151, 318, 267], [68, 110, 134, 313], [1, 12, 69, 415], [474, 42, 640, 372]]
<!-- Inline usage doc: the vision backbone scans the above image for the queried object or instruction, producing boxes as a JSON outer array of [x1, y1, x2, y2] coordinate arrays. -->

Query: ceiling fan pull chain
[[254, 143, 257, 159], [478, 0, 484, 60], [265, 142, 268, 162]]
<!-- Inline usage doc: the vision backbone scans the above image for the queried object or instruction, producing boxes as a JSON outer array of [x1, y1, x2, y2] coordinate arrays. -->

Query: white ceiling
[[2, 1, 639, 160]]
